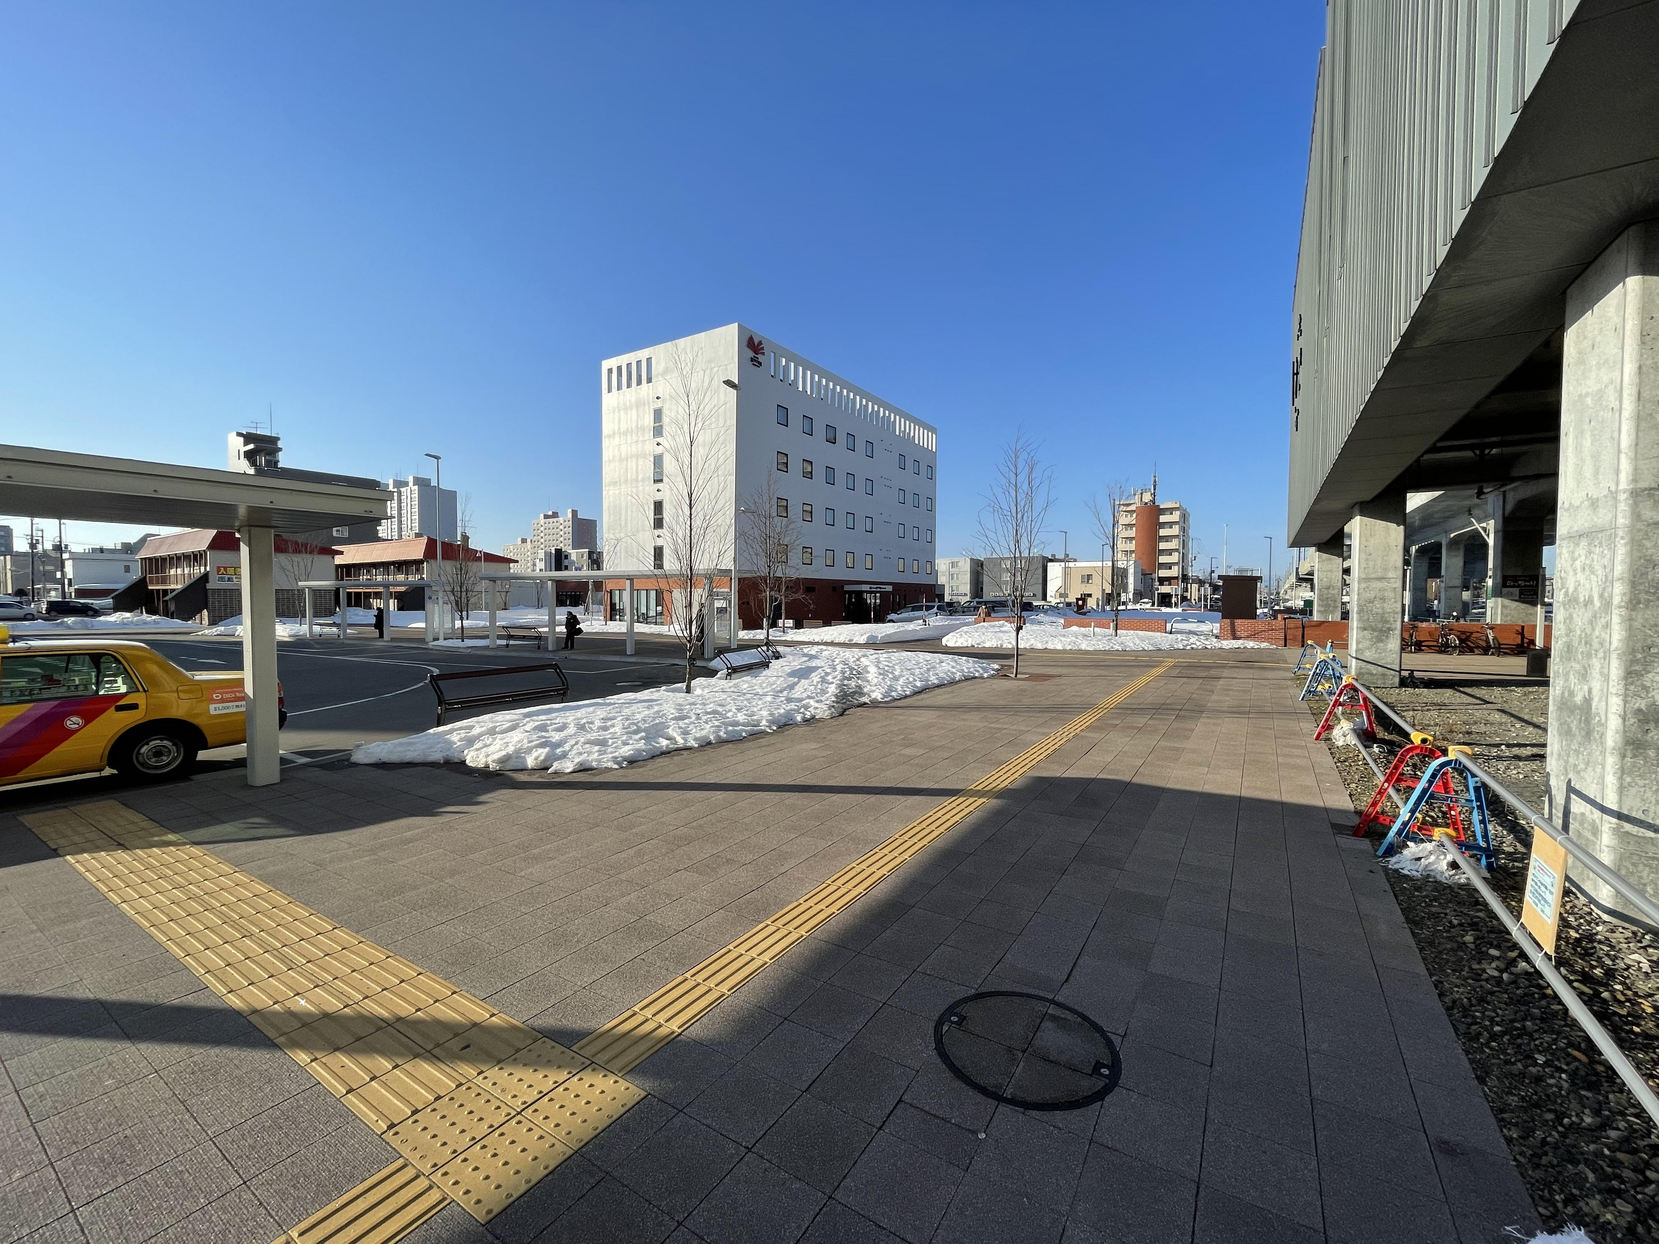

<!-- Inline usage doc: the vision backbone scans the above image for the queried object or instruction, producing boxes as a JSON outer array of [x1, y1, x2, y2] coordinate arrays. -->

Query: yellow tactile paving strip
[[570, 660, 1175, 1076], [20, 801, 641, 1232], [25, 660, 1172, 1244]]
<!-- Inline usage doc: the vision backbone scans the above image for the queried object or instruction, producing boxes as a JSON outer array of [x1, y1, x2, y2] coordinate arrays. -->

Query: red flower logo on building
[[746, 334, 766, 366]]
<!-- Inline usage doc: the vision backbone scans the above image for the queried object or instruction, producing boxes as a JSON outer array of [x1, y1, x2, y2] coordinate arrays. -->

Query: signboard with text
[[1521, 826, 1568, 956], [212, 564, 241, 587]]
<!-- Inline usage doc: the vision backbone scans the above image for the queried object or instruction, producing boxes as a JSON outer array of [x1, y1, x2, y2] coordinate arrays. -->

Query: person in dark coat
[[563, 610, 580, 650]]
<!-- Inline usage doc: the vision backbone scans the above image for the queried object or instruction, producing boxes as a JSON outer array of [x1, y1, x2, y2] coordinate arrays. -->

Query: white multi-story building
[[379, 475, 458, 542], [1116, 485, 1192, 605], [601, 324, 938, 626], [937, 556, 982, 604]]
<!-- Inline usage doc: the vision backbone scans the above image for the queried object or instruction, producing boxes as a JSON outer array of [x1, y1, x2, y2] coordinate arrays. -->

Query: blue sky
[[1, 1, 1324, 579]]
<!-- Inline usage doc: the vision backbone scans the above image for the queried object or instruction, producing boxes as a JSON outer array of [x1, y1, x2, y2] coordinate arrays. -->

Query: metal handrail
[[1337, 678, 1659, 1129]]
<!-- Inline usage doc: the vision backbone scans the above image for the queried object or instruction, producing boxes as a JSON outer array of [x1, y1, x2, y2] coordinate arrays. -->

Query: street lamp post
[[424, 452, 443, 641], [722, 379, 741, 647], [1264, 536, 1274, 611]]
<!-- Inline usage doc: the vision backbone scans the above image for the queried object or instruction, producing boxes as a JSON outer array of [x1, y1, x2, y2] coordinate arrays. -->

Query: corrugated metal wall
[[1288, 0, 1577, 539]]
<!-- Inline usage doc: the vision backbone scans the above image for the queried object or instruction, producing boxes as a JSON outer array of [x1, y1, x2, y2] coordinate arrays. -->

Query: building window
[[803, 414, 813, 436], [845, 551, 855, 569], [912, 559, 920, 573], [864, 515, 873, 532], [625, 361, 633, 388], [925, 528, 932, 542], [645, 357, 652, 382], [777, 404, 789, 426], [777, 497, 789, 518], [899, 489, 907, 505], [846, 512, 855, 529], [652, 454, 664, 483], [926, 497, 933, 511], [652, 545, 664, 570], [826, 424, 837, 444], [802, 546, 814, 565], [802, 459, 814, 480], [825, 465, 835, 486], [898, 526, 906, 541], [913, 460, 920, 475], [847, 436, 856, 453], [826, 507, 835, 526], [899, 454, 907, 471], [926, 560, 933, 574], [898, 557, 905, 572], [652, 407, 663, 438], [865, 554, 874, 570], [926, 465, 933, 480], [846, 473, 855, 491], [865, 479, 874, 495], [777, 451, 789, 472], [824, 547, 833, 565], [1082, 573, 1093, 585], [865, 440, 874, 457], [606, 367, 613, 393], [802, 502, 813, 522], [653, 500, 664, 530]]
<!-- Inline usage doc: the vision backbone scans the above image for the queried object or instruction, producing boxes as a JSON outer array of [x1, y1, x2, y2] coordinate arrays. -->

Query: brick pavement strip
[[0, 651, 1542, 1242]]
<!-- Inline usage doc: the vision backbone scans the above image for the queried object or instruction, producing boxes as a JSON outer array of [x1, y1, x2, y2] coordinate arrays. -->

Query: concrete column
[[1549, 221, 1659, 920], [1439, 536, 1466, 620], [1407, 545, 1433, 621], [1487, 499, 1546, 623], [1347, 495, 1405, 688], [1312, 535, 1343, 621], [238, 525, 281, 787]]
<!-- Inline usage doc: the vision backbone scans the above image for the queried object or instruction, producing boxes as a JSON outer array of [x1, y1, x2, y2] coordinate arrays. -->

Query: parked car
[[885, 602, 941, 623], [0, 601, 41, 622], [42, 599, 101, 618], [0, 627, 285, 785]]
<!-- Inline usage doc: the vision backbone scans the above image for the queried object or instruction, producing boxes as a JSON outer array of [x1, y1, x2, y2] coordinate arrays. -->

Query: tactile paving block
[[524, 1066, 645, 1149], [633, 977, 725, 1032], [432, 1115, 574, 1223], [473, 1039, 588, 1109], [385, 1082, 515, 1174], [281, 1160, 447, 1244], [571, 1010, 676, 1074]]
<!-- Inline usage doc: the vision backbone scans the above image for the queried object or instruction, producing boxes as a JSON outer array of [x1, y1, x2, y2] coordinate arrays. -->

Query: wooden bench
[[706, 643, 781, 676], [428, 662, 569, 725]]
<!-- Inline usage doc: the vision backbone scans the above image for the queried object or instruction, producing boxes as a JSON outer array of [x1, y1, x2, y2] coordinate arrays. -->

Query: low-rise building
[[981, 556, 1050, 604], [334, 536, 513, 612], [937, 556, 982, 604], [137, 530, 339, 623], [1045, 559, 1153, 610]]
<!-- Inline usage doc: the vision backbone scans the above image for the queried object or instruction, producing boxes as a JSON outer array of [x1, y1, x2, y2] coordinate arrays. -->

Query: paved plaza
[[0, 648, 1539, 1243]]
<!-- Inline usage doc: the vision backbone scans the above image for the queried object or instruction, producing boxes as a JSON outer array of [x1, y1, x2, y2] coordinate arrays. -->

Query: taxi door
[[0, 650, 145, 783]]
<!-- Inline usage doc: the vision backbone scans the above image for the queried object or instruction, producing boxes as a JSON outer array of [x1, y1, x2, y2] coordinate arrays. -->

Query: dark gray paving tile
[[756, 1096, 875, 1195], [1071, 1142, 1197, 1244], [801, 1200, 903, 1244], [686, 1152, 826, 1244], [792, 984, 884, 1043], [685, 1063, 800, 1147], [0, 1167, 72, 1244], [684, 1000, 783, 1062], [936, 1172, 1066, 1244], [828, 955, 910, 1004], [833, 1131, 962, 1244], [1320, 1168, 1457, 1244], [879, 1101, 982, 1170], [969, 1107, 1090, 1206], [483, 1152, 603, 1244], [808, 1046, 914, 1128], [574, 1095, 678, 1175], [141, 1183, 281, 1244], [627, 1036, 735, 1109], [1192, 1185, 1324, 1244], [1093, 1087, 1204, 1178], [12, 1213, 86, 1244], [1198, 1119, 1321, 1231], [540, 1175, 676, 1244], [615, 1113, 743, 1220], [897, 1061, 995, 1133], [742, 1021, 845, 1091], [73, 1141, 239, 1244]]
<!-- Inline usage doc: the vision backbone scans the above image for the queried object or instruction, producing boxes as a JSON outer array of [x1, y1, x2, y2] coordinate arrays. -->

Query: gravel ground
[[1311, 678, 1659, 1243]]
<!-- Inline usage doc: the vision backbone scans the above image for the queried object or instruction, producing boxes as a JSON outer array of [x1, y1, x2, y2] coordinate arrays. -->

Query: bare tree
[[437, 497, 483, 641], [652, 343, 733, 692], [739, 474, 807, 643], [976, 432, 1055, 678], [1086, 480, 1132, 636]]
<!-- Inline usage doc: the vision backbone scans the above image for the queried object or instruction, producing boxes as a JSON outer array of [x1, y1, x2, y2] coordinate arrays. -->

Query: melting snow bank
[[352, 646, 998, 774], [941, 622, 1272, 652], [741, 618, 976, 645], [8, 612, 201, 632]]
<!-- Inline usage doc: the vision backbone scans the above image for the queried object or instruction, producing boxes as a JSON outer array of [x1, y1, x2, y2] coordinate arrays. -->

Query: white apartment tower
[[380, 476, 458, 542], [601, 324, 938, 626]]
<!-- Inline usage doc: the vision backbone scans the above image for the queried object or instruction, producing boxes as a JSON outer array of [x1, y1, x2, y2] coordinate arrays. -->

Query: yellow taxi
[[0, 624, 283, 786]]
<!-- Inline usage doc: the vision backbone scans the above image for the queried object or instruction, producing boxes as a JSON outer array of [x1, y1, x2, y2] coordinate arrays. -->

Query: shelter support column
[[1407, 544, 1433, 621], [1548, 221, 1659, 920], [1312, 534, 1343, 621], [1487, 497, 1546, 624], [625, 577, 636, 657], [1347, 495, 1405, 688], [1439, 536, 1466, 620], [238, 525, 281, 787]]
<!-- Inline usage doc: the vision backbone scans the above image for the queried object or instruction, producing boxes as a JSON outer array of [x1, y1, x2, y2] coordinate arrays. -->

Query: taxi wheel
[[112, 726, 198, 782]]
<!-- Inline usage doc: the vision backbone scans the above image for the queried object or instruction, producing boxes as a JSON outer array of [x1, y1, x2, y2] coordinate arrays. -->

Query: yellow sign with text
[[1521, 826, 1568, 957]]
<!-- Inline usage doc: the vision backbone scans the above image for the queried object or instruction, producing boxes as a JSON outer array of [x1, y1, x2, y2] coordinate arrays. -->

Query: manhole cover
[[933, 991, 1121, 1111]]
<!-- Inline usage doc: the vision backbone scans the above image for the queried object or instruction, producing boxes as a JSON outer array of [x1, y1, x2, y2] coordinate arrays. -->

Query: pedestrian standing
[[563, 610, 580, 650]]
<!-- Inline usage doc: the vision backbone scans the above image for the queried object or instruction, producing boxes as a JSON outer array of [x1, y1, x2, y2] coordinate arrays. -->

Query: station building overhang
[[1289, 3, 1659, 547]]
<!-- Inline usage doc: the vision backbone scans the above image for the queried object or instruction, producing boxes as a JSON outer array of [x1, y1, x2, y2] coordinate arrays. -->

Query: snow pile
[[1524, 1230, 1595, 1243], [741, 618, 976, 646], [7, 612, 201, 632], [943, 621, 1271, 652], [199, 617, 317, 640], [352, 645, 998, 774]]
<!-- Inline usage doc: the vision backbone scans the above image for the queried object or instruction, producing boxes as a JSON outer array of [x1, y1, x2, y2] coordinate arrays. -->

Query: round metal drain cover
[[934, 991, 1122, 1111]]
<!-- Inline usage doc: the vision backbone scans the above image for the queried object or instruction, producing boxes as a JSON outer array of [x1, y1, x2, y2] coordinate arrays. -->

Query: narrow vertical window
[[652, 454, 664, 483], [845, 551, 854, 569], [899, 454, 907, 471], [645, 357, 652, 382], [802, 459, 814, 480], [625, 361, 633, 388], [777, 497, 789, 518], [652, 407, 663, 438], [777, 451, 789, 472], [826, 465, 835, 486], [777, 405, 789, 426], [606, 367, 613, 393]]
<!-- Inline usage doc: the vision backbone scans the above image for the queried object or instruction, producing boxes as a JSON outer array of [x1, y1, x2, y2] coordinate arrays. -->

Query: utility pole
[[1221, 524, 1228, 581]]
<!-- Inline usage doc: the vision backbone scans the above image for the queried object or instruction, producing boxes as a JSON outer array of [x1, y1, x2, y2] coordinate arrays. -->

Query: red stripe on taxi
[[0, 696, 124, 778]]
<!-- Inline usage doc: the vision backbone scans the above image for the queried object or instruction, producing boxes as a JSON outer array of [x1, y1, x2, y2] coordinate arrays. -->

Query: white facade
[[601, 324, 938, 620], [380, 476, 458, 542], [937, 556, 982, 603], [65, 549, 141, 595]]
